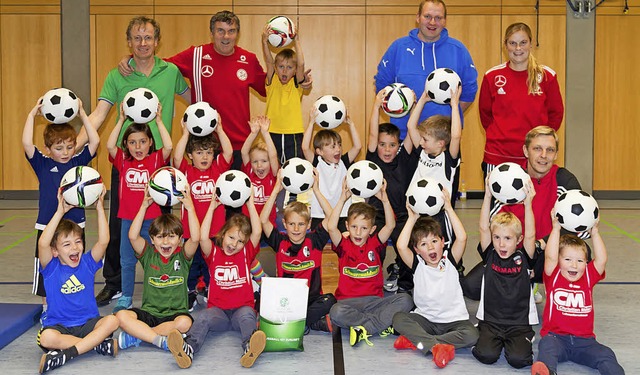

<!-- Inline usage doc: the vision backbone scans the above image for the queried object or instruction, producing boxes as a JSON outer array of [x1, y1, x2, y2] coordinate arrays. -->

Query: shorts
[[129, 308, 193, 328], [37, 316, 104, 351]]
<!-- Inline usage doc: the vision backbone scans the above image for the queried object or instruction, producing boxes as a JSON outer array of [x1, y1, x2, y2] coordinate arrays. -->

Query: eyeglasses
[[423, 15, 444, 23], [131, 35, 155, 44]]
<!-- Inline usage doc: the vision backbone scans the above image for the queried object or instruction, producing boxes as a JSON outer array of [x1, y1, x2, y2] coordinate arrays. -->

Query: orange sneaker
[[531, 361, 550, 375], [393, 335, 417, 350], [432, 343, 455, 368]]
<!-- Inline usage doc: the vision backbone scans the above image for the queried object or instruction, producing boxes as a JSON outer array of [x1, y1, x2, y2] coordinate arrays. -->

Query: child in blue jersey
[[23, 96, 100, 314], [36, 189, 118, 374]]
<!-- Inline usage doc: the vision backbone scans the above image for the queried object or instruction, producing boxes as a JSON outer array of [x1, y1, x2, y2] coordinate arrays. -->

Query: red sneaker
[[531, 361, 550, 375], [393, 335, 417, 350], [432, 343, 455, 368]]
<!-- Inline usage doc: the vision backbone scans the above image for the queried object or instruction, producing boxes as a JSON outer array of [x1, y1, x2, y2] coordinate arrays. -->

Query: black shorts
[[129, 308, 193, 328], [37, 316, 104, 352]]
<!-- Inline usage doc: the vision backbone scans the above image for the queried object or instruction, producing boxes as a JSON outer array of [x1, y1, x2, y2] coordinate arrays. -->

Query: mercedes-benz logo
[[201, 65, 213, 77], [494, 75, 506, 88]]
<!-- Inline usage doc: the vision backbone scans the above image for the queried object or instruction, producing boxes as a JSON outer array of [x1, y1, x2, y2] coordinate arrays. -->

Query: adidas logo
[[50, 166, 59, 173], [203, 54, 212, 60], [61, 275, 85, 294]]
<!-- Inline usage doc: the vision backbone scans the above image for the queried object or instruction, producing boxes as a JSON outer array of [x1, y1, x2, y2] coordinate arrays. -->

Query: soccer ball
[[346, 161, 383, 198], [41, 88, 79, 124], [424, 68, 461, 104], [266, 16, 296, 48], [183, 101, 218, 136], [314, 95, 346, 129], [281, 157, 314, 194], [216, 170, 252, 208], [59, 166, 104, 208], [148, 167, 187, 207], [488, 162, 531, 204], [554, 190, 599, 233], [406, 177, 445, 216], [381, 83, 416, 118], [123, 88, 159, 124]]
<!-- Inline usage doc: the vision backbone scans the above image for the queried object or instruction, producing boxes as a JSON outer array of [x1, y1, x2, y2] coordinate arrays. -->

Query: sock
[[62, 346, 79, 359], [152, 335, 167, 349], [250, 259, 266, 286]]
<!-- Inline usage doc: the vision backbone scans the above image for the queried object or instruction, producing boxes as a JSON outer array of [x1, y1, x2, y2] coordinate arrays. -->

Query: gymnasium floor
[[0, 199, 638, 374]]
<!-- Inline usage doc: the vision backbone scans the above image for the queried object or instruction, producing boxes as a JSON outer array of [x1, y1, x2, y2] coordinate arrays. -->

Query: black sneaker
[[39, 350, 67, 373], [309, 315, 332, 333], [188, 291, 198, 312], [94, 338, 118, 357], [240, 330, 266, 368], [95, 287, 122, 307], [168, 329, 193, 369], [384, 263, 400, 292]]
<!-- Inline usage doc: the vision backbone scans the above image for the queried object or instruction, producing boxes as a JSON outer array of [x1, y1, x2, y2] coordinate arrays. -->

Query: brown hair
[[186, 133, 219, 155], [121, 123, 156, 160], [410, 217, 443, 249], [44, 123, 77, 148], [275, 48, 297, 65], [215, 213, 252, 245], [378, 123, 400, 142], [313, 129, 342, 150], [283, 201, 311, 223], [524, 125, 559, 150], [503, 22, 545, 95], [417, 115, 451, 145], [210, 10, 240, 34], [149, 213, 184, 238], [559, 234, 588, 258], [347, 202, 377, 225], [51, 219, 84, 249], [126, 16, 160, 41], [418, 0, 447, 18], [490, 212, 523, 238]]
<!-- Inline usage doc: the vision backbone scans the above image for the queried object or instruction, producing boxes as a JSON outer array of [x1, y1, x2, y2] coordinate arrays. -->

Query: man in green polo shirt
[[78, 16, 191, 307]]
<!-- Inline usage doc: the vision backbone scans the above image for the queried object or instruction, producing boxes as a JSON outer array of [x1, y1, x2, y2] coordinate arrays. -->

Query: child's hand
[[180, 118, 189, 135], [345, 114, 355, 128], [141, 186, 154, 208], [550, 208, 561, 230], [248, 117, 261, 134], [373, 178, 388, 201], [96, 185, 107, 208], [374, 89, 387, 108], [57, 189, 75, 214], [214, 115, 224, 134], [312, 167, 321, 190], [30, 97, 44, 117], [449, 84, 462, 108], [341, 177, 352, 200], [262, 25, 270, 42], [77, 98, 88, 119], [589, 219, 600, 236], [418, 90, 431, 104], [258, 115, 271, 134], [406, 201, 419, 221], [274, 168, 284, 193], [442, 188, 452, 211], [178, 184, 194, 210], [156, 103, 163, 120], [523, 179, 536, 206], [118, 102, 126, 122], [309, 107, 319, 127]]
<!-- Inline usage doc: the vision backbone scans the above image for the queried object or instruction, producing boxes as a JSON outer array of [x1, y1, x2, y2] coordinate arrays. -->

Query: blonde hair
[[559, 234, 588, 258], [503, 22, 545, 95], [417, 115, 451, 145], [283, 201, 311, 223], [524, 126, 559, 150], [250, 140, 268, 156], [490, 212, 522, 238]]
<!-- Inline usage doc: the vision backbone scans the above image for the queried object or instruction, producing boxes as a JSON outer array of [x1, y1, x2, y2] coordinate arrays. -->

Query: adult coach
[[479, 22, 564, 175], [374, 0, 478, 140], [462, 126, 585, 300], [78, 16, 190, 305]]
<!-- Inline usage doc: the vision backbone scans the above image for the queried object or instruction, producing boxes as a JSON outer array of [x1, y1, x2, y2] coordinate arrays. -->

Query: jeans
[[120, 218, 151, 298]]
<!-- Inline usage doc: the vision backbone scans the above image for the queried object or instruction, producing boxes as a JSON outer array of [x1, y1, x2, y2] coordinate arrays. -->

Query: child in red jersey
[[167, 192, 266, 369], [327, 179, 413, 347], [531, 215, 624, 375]]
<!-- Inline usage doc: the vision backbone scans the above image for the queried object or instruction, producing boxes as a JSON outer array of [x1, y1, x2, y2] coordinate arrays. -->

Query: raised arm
[[397, 204, 419, 268], [345, 115, 362, 163], [22, 98, 43, 159], [442, 189, 467, 264], [91, 187, 110, 262], [589, 221, 607, 275], [261, 25, 275, 85], [407, 91, 429, 149], [199, 197, 220, 257], [368, 90, 385, 153], [241, 117, 261, 166], [106, 103, 126, 159], [327, 178, 350, 245], [172, 120, 190, 168], [544, 211, 562, 276], [479, 176, 493, 251], [246, 190, 263, 248], [293, 32, 306, 83], [301, 108, 317, 162], [179, 185, 200, 258], [522, 180, 537, 259], [77, 100, 113, 151], [258, 116, 280, 175], [311, 168, 334, 230], [448, 85, 462, 159], [260, 169, 283, 238], [128, 188, 154, 255], [375, 180, 396, 243], [75, 99, 100, 156], [38, 192, 74, 268], [215, 119, 233, 164], [155, 104, 173, 160]]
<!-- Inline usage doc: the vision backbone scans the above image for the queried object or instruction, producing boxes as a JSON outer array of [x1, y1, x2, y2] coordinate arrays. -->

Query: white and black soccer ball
[[554, 190, 599, 233], [314, 95, 346, 129], [60, 166, 104, 208], [424, 68, 461, 105], [41, 88, 79, 124], [488, 162, 531, 204], [266, 15, 296, 48], [123, 88, 159, 124], [381, 83, 416, 118], [281, 157, 314, 194], [406, 177, 445, 216], [215, 170, 252, 208], [346, 160, 383, 198], [183, 101, 218, 137], [148, 167, 187, 207]]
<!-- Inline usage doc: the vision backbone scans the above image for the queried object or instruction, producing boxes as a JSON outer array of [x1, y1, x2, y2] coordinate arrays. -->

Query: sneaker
[[39, 350, 67, 373], [240, 330, 266, 368], [118, 331, 142, 350], [432, 343, 455, 368], [188, 291, 198, 312], [95, 287, 122, 307], [531, 361, 551, 375], [168, 329, 193, 369], [112, 296, 133, 313], [39, 305, 47, 326], [534, 284, 544, 304], [195, 276, 206, 293], [309, 315, 332, 333], [393, 335, 417, 350], [379, 326, 395, 338], [349, 326, 373, 347], [384, 263, 400, 292], [94, 337, 118, 357]]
